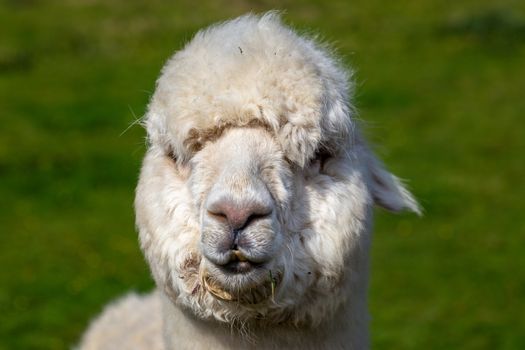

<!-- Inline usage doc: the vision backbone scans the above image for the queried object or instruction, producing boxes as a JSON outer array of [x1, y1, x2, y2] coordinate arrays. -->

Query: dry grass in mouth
[[200, 269, 280, 304]]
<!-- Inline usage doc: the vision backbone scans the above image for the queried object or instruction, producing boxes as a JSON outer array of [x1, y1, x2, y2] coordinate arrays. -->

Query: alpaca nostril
[[207, 200, 272, 230], [207, 210, 228, 223]]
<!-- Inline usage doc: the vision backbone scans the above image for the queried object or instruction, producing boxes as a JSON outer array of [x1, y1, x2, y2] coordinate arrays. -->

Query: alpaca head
[[135, 13, 420, 326]]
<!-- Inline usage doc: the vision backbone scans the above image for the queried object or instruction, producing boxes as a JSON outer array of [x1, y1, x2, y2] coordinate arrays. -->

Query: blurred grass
[[1, 0, 524, 349]]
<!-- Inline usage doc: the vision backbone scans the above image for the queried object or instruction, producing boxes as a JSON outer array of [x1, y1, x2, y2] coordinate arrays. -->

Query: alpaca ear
[[367, 152, 422, 215]]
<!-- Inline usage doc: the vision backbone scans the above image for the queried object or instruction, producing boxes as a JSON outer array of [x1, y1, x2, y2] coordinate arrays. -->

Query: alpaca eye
[[311, 149, 331, 169], [166, 146, 177, 162]]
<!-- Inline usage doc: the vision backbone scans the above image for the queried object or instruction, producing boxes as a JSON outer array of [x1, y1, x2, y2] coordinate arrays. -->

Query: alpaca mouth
[[200, 262, 280, 304], [218, 249, 265, 274], [204, 248, 268, 275], [222, 260, 262, 274]]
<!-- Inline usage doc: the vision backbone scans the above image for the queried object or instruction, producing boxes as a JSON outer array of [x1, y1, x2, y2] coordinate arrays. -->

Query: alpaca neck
[[161, 293, 368, 350]]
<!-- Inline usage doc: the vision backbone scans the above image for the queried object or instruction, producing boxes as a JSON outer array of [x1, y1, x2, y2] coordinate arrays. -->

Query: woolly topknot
[[145, 12, 354, 167]]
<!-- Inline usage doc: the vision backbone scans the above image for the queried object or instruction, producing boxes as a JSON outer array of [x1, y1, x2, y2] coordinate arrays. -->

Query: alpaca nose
[[202, 177, 276, 267], [207, 198, 272, 230]]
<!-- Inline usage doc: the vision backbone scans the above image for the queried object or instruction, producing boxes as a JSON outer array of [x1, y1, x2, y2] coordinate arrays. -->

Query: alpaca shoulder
[[78, 291, 164, 350]]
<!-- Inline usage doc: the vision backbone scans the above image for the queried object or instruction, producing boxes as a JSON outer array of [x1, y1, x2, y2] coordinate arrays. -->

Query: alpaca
[[80, 13, 420, 350]]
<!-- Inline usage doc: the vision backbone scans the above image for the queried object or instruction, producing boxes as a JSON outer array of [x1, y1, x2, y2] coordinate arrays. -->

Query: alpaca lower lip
[[221, 260, 262, 274]]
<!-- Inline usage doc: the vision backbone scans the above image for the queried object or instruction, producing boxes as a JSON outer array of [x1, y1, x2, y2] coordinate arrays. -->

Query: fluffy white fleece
[[79, 12, 420, 350]]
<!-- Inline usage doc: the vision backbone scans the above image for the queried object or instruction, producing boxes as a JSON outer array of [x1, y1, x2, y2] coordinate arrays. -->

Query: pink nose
[[207, 198, 272, 230]]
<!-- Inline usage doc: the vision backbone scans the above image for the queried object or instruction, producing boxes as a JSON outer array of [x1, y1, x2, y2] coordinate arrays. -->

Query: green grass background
[[1, 0, 524, 348]]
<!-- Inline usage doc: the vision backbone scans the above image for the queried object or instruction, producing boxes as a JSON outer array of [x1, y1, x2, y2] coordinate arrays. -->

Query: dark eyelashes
[[166, 146, 177, 162], [165, 143, 332, 171], [311, 148, 332, 169]]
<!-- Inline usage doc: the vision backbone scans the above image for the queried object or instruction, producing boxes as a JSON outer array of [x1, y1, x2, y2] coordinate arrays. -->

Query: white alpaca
[[80, 13, 420, 350]]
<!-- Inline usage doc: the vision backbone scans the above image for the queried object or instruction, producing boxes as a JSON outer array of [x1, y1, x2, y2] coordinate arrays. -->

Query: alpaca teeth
[[233, 250, 248, 262]]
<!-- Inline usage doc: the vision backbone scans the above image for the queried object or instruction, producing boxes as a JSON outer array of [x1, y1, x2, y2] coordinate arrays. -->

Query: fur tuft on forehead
[[144, 12, 355, 166]]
